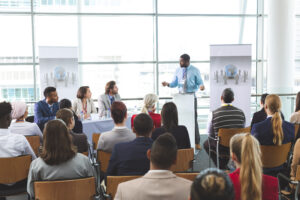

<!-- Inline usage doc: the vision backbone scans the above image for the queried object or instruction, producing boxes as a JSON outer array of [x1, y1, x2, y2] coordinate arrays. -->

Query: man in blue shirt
[[34, 87, 59, 131], [162, 54, 205, 149]]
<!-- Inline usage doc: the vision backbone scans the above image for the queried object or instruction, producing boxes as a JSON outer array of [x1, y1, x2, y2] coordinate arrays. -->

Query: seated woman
[[131, 93, 161, 129], [290, 92, 300, 123], [56, 109, 88, 153], [27, 120, 94, 199], [229, 133, 278, 200], [9, 101, 43, 142], [73, 86, 97, 120], [189, 168, 234, 200], [152, 102, 190, 149], [59, 98, 83, 133]]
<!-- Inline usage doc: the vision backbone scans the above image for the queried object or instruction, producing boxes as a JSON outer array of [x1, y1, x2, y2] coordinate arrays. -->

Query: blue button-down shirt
[[169, 65, 204, 93]]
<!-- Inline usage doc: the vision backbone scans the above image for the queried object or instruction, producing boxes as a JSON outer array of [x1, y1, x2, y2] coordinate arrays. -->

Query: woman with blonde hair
[[131, 93, 161, 129], [251, 94, 294, 146], [229, 133, 278, 200]]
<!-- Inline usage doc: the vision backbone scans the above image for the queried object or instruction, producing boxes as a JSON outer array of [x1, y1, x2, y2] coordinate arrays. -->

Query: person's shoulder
[[174, 175, 193, 185], [114, 139, 134, 150], [100, 130, 113, 138], [253, 118, 270, 129], [262, 174, 278, 186], [99, 94, 106, 99]]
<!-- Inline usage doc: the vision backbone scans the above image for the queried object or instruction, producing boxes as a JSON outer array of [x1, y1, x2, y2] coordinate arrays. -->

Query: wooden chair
[[208, 127, 251, 168], [106, 172, 199, 199], [92, 133, 101, 150], [295, 124, 300, 139], [170, 148, 194, 172], [97, 150, 111, 173], [34, 177, 96, 200], [0, 155, 31, 197], [261, 142, 292, 168], [25, 135, 40, 156], [81, 152, 89, 156], [278, 165, 300, 200]]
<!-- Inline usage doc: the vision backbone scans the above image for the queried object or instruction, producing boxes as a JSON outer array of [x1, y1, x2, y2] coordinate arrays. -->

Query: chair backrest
[[97, 150, 111, 173], [106, 172, 199, 199], [295, 124, 300, 139], [92, 133, 101, 150], [34, 177, 96, 200], [218, 127, 251, 147], [0, 155, 31, 184], [25, 135, 40, 156], [170, 148, 194, 172], [81, 152, 88, 156], [261, 142, 292, 168], [106, 175, 141, 199], [176, 172, 199, 181]]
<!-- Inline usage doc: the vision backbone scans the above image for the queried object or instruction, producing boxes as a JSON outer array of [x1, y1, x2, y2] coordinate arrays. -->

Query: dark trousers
[[195, 97, 200, 144], [204, 139, 230, 169]]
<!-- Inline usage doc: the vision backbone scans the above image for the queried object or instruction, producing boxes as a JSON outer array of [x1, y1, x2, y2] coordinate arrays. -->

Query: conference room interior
[[1, 0, 300, 200]]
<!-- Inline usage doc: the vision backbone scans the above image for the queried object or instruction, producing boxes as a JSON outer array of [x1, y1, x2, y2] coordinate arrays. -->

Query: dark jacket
[[152, 126, 191, 149], [70, 130, 88, 153], [251, 108, 285, 129], [72, 111, 83, 134], [34, 99, 59, 131], [107, 137, 153, 176]]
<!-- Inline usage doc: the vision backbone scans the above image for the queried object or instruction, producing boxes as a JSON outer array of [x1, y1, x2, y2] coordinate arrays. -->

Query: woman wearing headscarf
[[9, 101, 43, 142]]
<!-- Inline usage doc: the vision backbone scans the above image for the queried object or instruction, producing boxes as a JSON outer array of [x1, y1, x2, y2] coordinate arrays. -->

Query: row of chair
[[92, 133, 195, 173]]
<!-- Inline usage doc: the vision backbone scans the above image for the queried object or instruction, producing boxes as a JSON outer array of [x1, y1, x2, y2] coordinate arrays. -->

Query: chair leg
[[295, 183, 300, 200], [216, 140, 220, 169]]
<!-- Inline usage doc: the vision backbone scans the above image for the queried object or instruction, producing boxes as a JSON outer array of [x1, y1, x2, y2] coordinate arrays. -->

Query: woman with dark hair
[[151, 102, 190, 149], [73, 86, 97, 119], [59, 98, 83, 133], [290, 91, 300, 123], [27, 120, 94, 199], [189, 168, 234, 200]]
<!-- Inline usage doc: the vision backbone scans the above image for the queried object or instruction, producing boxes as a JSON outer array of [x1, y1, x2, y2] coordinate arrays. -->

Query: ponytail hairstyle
[[265, 94, 283, 145], [230, 133, 262, 200], [141, 93, 158, 114]]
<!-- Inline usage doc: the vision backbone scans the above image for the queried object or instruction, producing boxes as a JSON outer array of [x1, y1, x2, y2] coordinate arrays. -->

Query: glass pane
[[158, 17, 257, 61], [0, 0, 31, 12], [81, 16, 154, 62], [0, 15, 33, 63], [81, 64, 154, 98], [33, 0, 154, 13], [158, 0, 256, 14], [35, 16, 78, 61], [0, 66, 35, 102]]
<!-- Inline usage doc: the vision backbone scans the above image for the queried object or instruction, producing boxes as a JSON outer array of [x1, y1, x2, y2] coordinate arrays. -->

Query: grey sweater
[[97, 127, 135, 153], [27, 153, 94, 199]]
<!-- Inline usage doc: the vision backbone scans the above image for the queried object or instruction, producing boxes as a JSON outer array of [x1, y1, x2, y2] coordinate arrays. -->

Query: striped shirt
[[209, 105, 245, 138]]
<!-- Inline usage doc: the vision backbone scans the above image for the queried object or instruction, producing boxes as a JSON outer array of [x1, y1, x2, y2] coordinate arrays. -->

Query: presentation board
[[210, 44, 252, 126], [39, 46, 79, 100]]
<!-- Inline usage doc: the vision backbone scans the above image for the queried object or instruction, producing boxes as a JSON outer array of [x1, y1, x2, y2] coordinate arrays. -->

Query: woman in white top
[[73, 86, 97, 119], [27, 120, 94, 199], [9, 101, 43, 142], [290, 92, 300, 123]]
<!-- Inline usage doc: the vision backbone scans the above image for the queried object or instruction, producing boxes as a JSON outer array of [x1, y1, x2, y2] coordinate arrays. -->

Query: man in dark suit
[[107, 113, 153, 176], [251, 93, 284, 129], [34, 87, 59, 131]]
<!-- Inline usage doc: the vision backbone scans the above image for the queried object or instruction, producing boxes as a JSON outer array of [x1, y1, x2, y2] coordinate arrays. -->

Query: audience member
[[115, 133, 192, 200], [56, 109, 88, 153], [73, 86, 97, 119], [98, 81, 121, 117], [59, 98, 83, 133], [290, 91, 300, 123], [203, 88, 245, 169], [27, 120, 94, 199], [152, 102, 190, 149], [131, 93, 161, 129], [0, 102, 36, 196], [251, 93, 284, 128], [107, 113, 153, 176], [34, 86, 59, 131], [229, 133, 278, 200], [9, 101, 43, 142], [190, 168, 234, 200], [291, 138, 300, 182], [97, 101, 135, 153]]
